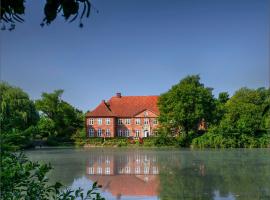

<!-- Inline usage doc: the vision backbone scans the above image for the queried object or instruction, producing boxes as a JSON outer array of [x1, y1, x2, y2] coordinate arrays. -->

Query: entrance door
[[144, 130, 149, 137]]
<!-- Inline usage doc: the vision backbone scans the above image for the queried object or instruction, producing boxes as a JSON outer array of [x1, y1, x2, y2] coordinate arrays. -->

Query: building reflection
[[85, 152, 160, 198]]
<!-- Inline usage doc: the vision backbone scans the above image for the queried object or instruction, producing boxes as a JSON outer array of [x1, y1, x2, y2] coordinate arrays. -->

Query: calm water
[[26, 148, 270, 200]]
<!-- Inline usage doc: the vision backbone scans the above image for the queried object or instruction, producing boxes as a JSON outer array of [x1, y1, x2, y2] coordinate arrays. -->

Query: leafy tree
[[0, 82, 39, 132], [220, 87, 269, 136], [35, 90, 84, 139], [158, 75, 215, 136], [212, 92, 230, 125], [0, 82, 39, 149], [0, 0, 95, 30]]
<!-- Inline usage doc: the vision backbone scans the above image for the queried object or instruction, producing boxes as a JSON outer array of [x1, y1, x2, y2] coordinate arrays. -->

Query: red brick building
[[85, 93, 159, 138]]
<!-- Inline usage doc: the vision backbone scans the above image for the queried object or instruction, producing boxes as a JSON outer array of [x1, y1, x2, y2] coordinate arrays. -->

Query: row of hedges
[[192, 132, 270, 148], [75, 136, 179, 147]]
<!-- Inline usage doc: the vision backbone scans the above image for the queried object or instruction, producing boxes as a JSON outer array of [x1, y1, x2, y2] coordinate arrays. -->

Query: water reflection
[[27, 148, 270, 200], [86, 152, 160, 198]]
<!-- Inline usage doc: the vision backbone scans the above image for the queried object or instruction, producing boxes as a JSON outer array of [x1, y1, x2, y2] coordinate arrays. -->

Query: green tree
[[220, 87, 269, 136], [212, 92, 230, 125], [35, 90, 84, 139], [0, 82, 39, 149], [158, 75, 215, 136]]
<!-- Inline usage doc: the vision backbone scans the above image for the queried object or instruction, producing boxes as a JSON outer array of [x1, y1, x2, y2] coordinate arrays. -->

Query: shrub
[[0, 151, 105, 200]]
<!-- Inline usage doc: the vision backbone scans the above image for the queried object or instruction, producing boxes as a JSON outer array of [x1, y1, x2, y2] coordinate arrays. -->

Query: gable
[[134, 109, 158, 118]]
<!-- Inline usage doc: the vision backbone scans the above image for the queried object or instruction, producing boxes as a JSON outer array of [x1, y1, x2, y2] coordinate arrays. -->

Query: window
[[97, 167, 102, 174], [105, 156, 110, 164], [153, 118, 158, 125], [89, 128, 94, 137], [118, 119, 123, 125], [135, 130, 140, 137], [144, 118, 149, 125], [88, 167, 94, 175], [106, 118, 110, 125], [118, 167, 124, 174], [135, 118, 140, 125], [118, 129, 123, 137], [153, 166, 159, 174], [105, 167, 110, 175], [97, 128, 102, 137], [106, 129, 110, 137], [89, 118, 94, 125], [125, 166, 130, 174], [98, 118, 102, 125], [135, 167, 140, 174], [125, 129, 130, 137], [144, 167, 149, 174], [125, 118, 131, 125]]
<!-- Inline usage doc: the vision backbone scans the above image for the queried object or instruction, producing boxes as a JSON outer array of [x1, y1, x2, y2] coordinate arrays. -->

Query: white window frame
[[144, 167, 149, 174], [106, 129, 110, 137], [97, 118, 102, 125], [97, 128, 102, 137], [88, 167, 94, 175], [118, 129, 123, 137], [89, 118, 94, 125], [135, 130, 140, 137], [153, 118, 158, 125], [125, 129, 130, 137], [118, 119, 123, 125], [89, 128, 94, 137], [135, 118, 141, 125], [125, 166, 130, 174], [135, 167, 140, 174], [106, 118, 110, 125], [125, 118, 131, 125], [153, 166, 159, 174], [105, 167, 110, 175], [97, 167, 102, 174], [144, 118, 149, 125]]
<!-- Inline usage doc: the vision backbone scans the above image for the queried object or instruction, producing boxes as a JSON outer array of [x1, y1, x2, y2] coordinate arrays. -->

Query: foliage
[[0, 82, 39, 149], [35, 90, 84, 139], [158, 75, 215, 135], [0, 151, 105, 200], [0, 0, 95, 30], [220, 87, 269, 136], [0, 82, 39, 132], [192, 126, 270, 148]]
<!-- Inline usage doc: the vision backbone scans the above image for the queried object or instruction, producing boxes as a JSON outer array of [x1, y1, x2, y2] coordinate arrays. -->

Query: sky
[[1, 0, 269, 112]]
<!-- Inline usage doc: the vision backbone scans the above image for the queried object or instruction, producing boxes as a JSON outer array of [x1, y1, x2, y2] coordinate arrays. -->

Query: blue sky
[[1, 0, 269, 111]]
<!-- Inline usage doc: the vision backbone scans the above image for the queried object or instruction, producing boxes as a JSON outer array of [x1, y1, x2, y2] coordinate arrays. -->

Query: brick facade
[[85, 93, 159, 138]]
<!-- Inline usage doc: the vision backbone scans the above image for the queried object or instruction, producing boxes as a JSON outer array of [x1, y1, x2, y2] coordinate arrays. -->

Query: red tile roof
[[86, 95, 159, 117]]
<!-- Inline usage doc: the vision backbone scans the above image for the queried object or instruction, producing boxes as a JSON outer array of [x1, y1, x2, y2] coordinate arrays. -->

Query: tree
[[35, 90, 84, 139], [158, 75, 215, 136], [220, 87, 269, 136], [212, 92, 230, 125], [0, 82, 39, 149], [0, 0, 95, 30]]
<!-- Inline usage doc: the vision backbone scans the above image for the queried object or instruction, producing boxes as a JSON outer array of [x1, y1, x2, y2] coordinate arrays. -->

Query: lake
[[26, 148, 270, 200]]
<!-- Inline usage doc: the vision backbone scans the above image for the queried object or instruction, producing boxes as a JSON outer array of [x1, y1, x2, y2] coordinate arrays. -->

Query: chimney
[[102, 100, 106, 103], [116, 92, 121, 98]]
